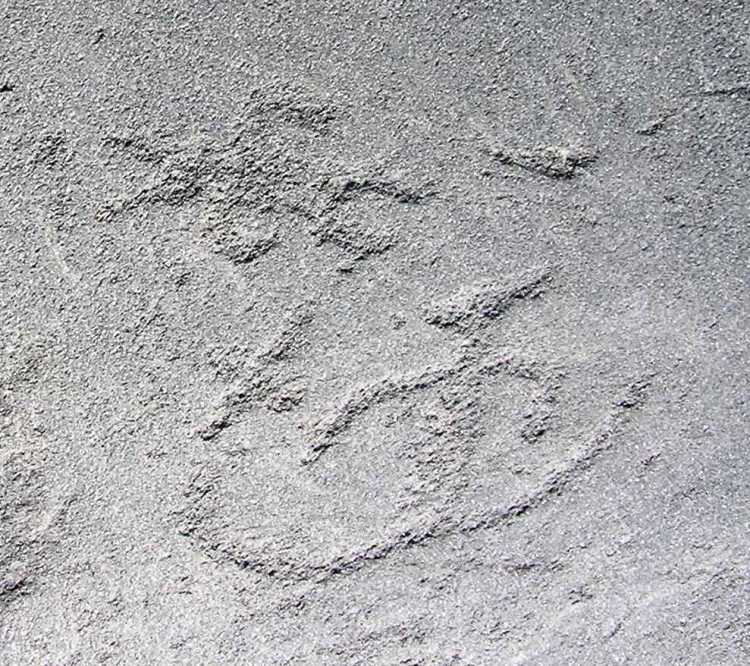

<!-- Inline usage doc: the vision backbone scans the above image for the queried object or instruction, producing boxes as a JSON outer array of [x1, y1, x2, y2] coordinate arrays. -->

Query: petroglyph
[[488, 144, 597, 179], [178, 268, 654, 582]]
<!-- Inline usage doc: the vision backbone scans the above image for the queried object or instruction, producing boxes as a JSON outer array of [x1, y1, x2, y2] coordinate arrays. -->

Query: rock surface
[[1, 1, 748, 664]]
